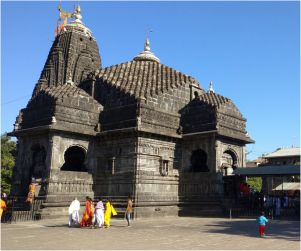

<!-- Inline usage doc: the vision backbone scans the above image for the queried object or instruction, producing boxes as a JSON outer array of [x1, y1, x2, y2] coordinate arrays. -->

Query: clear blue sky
[[1, 1, 300, 161]]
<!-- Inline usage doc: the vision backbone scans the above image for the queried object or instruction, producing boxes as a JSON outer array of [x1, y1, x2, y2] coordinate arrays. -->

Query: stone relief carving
[[140, 107, 180, 129], [216, 113, 246, 132]]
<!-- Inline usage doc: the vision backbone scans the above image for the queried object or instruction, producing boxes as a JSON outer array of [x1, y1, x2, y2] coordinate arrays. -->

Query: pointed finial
[[209, 81, 214, 94], [144, 28, 153, 51], [72, 4, 82, 23], [144, 38, 150, 51], [76, 4, 81, 14], [133, 32, 160, 63]]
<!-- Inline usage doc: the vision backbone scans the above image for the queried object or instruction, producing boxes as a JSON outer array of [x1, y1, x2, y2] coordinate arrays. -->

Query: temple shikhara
[[10, 5, 254, 218]]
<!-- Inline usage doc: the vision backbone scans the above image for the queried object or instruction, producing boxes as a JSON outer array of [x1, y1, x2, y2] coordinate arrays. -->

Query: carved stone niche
[[159, 157, 169, 176]]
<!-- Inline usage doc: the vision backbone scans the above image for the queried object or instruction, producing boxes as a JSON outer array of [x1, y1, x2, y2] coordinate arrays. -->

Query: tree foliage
[[1, 134, 16, 195], [247, 177, 262, 192]]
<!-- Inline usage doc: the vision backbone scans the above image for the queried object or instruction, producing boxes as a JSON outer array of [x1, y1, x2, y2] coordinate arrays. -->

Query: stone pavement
[[1, 217, 300, 250]]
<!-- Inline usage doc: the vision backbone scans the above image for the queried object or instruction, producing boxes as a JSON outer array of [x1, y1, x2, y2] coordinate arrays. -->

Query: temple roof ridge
[[199, 92, 231, 108], [96, 59, 201, 100]]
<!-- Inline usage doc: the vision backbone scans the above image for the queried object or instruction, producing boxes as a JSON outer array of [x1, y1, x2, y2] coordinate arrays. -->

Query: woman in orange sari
[[80, 197, 94, 227]]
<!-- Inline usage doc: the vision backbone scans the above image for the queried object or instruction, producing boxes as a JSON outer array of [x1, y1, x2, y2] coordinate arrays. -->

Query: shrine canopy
[[233, 165, 300, 177]]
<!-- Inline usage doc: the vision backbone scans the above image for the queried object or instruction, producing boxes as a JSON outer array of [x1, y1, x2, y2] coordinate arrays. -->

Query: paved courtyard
[[1, 216, 300, 250]]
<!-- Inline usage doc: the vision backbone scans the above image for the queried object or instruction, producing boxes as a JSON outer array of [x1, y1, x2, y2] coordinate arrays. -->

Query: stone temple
[[10, 5, 253, 218]]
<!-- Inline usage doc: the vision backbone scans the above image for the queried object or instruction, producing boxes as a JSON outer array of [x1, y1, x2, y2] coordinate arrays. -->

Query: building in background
[[246, 157, 267, 168], [263, 147, 300, 166], [261, 147, 300, 195]]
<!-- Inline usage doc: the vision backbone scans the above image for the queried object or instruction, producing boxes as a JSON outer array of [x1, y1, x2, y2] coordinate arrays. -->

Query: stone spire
[[133, 37, 160, 63], [209, 81, 214, 94], [32, 4, 101, 96]]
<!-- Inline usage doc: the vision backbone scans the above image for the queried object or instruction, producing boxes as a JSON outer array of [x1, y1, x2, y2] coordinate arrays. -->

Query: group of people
[[238, 182, 298, 216], [263, 193, 300, 218], [68, 196, 133, 228]]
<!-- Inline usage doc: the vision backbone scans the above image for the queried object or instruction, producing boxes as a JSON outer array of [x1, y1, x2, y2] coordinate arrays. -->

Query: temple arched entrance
[[61, 146, 87, 172], [221, 150, 238, 176], [190, 149, 209, 172]]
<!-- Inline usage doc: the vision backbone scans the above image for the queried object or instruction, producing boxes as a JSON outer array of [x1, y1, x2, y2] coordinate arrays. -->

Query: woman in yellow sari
[[104, 199, 117, 228]]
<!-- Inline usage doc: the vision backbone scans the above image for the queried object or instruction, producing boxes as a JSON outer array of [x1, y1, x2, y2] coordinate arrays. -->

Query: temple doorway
[[221, 150, 238, 176]]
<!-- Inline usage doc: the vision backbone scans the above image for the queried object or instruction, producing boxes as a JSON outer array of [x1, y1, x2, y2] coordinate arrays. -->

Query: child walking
[[257, 211, 268, 237], [125, 196, 133, 227]]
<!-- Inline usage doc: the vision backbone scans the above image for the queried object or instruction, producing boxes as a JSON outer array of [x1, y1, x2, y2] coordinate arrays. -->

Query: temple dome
[[133, 38, 160, 63], [96, 60, 200, 100]]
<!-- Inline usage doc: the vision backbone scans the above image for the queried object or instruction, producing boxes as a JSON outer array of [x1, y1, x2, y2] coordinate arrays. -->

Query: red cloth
[[239, 183, 244, 193], [80, 200, 93, 227], [259, 225, 265, 236]]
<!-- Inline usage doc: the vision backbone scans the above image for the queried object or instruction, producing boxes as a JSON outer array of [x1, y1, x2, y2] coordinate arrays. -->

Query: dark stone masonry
[[10, 5, 254, 218]]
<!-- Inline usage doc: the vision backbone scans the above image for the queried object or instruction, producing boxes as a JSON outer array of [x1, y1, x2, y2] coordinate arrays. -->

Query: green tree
[[1, 134, 17, 195], [246, 177, 262, 192]]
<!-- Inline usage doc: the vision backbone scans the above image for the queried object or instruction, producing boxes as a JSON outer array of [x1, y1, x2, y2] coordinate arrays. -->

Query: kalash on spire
[[55, 3, 92, 37]]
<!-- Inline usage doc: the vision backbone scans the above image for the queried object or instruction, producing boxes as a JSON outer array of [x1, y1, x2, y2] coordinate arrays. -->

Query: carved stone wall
[[133, 136, 180, 217], [46, 170, 94, 202], [93, 135, 137, 198], [139, 105, 181, 137], [181, 134, 217, 173], [11, 134, 52, 196], [177, 134, 224, 203], [50, 133, 93, 171], [179, 172, 223, 198], [215, 139, 245, 173]]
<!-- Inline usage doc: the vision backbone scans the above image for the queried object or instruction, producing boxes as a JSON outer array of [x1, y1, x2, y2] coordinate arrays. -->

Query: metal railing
[[227, 196, 300, 220], [2, 196, 44, 223]]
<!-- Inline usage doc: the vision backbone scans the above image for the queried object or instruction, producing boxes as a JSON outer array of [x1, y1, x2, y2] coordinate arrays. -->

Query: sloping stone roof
[[32, 84, 100, 106], [264, 147, 300, 158], [96, 60, 200, 99], [199, 92, 231, 108]]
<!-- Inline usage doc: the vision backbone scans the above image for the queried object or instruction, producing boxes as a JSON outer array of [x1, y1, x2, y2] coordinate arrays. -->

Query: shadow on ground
[[203, 219, 300, 242]]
